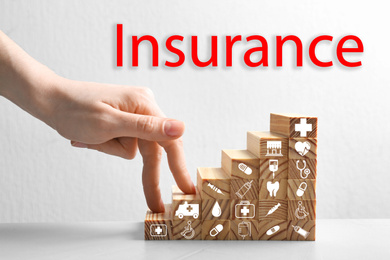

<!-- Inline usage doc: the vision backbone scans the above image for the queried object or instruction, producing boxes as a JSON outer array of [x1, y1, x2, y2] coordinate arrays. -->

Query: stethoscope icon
[[296, 160, 311, 179]]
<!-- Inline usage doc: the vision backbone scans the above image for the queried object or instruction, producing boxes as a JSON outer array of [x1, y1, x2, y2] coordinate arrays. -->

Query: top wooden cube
[[247, 131, 288, 159], [270, 113, 318, 138], [197, 167, 231, 200]]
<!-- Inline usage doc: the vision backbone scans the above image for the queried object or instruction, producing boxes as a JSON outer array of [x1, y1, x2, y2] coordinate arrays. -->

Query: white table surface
[[0, 220, 389, 260]]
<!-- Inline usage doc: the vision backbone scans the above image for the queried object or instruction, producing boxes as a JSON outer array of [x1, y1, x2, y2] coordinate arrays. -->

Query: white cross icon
[[295, 118, 312, 137], [241, 206, 250, 216], [155, 226, 163, 235]]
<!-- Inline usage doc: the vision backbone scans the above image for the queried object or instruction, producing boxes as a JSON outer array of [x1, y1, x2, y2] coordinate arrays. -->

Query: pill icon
[[296, 182, 307, 197], [266, 225, 280, 235], [209, 224, 224, 237], [238, 163, 252, 175]]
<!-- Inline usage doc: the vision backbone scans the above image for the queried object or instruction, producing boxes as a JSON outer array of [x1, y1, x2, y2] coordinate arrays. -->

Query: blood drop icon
[[212, 201, 222, 217]]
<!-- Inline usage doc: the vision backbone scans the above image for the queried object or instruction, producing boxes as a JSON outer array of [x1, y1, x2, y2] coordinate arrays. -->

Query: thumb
[[114, 112, 185, 141]]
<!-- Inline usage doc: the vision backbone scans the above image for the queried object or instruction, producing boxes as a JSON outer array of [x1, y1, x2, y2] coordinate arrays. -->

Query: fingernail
[[71, 142, 88, 148], [164, 120, 184, 137]]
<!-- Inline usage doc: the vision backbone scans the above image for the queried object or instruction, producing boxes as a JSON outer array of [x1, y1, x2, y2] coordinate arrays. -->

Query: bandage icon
[[238, 163, 252, 175], [266, 225, 280, 236]]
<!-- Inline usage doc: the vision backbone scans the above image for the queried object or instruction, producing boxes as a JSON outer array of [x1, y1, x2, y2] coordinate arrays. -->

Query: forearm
[[0, 30, 61, 126]]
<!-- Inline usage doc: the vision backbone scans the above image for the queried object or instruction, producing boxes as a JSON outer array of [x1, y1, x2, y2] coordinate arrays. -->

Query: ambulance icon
[[175, 201, 199, 219]]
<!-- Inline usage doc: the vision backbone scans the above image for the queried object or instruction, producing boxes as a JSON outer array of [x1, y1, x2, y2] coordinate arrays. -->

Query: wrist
[[29, 71, 65, 128], [3, 64, 64, 128]]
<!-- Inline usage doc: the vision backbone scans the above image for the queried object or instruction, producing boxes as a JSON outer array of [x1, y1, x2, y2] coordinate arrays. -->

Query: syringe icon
[[264, 203, 281, 217], [207, 183, 224, 195]]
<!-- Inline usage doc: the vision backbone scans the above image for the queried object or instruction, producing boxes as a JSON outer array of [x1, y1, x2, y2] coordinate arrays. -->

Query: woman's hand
[[0, 30, 195, 213]]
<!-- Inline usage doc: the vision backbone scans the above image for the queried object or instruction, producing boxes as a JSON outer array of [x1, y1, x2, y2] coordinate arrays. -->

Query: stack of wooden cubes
[[145, 113, 317, 241]]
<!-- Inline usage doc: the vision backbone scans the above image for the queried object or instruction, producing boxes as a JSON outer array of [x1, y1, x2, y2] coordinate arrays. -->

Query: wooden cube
[[287, 220, 316, 241], [258, 199, 288, 220], [259, 179, 287, 200], [172, 219, 202, 240], [259, 158, 288, 179], [247, 131, 288, 159], [289, 138, 317, 159], [287, 179, 316, 200], [270, 113, 317, 138], [231, 179, 259, 200], [288, 159, 317, 179], [221, 150, 259, 179], [230, 219, 259, 240], [230, 200, 258, 220], [197, 167, 230, 200], [144, 204, 172, 240], [288, 200, 316, 221], [172, 185, 202, 221], [202, 220, 230, 240], [258, 220, 288, 240], [202, 199, 230, 220]]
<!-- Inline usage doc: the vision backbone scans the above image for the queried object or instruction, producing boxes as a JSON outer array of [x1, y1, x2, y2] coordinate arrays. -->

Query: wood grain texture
[[144, 204, 172, 240], [270, 113, 317, 138], [230, 219, 259, 240], [197, 167, 230, 200], [258, 199, 288, 220], [172, 185, 202, 221], [172, 219, 202, 240], [259, 179, 287, 200], [201, 220, 230, 240], [288, 200, 316, 221], [202, 199, 230, 220], [287, 179, 316, 200], [230, 200, 258, 220], [287, 220, 316, 241], [288, 159, 317, 179], [288, 138, 317, 159], [258, 220, 288, 240], [221, 150, 259, 179], [247, 131, 288, 159], [259, 158, 288, 179], [231, 179, 259, 200]]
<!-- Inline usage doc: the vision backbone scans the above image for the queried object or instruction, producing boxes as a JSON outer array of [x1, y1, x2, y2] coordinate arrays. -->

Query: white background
[[0, 0, 389, 222]]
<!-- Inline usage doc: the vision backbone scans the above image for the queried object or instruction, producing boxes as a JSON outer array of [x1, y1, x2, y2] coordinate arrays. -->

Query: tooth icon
[[266, 181, 280, 197]]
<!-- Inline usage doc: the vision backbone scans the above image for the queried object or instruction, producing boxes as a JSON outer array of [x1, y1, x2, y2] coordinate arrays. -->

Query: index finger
[[139, 139, 165, 213]]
